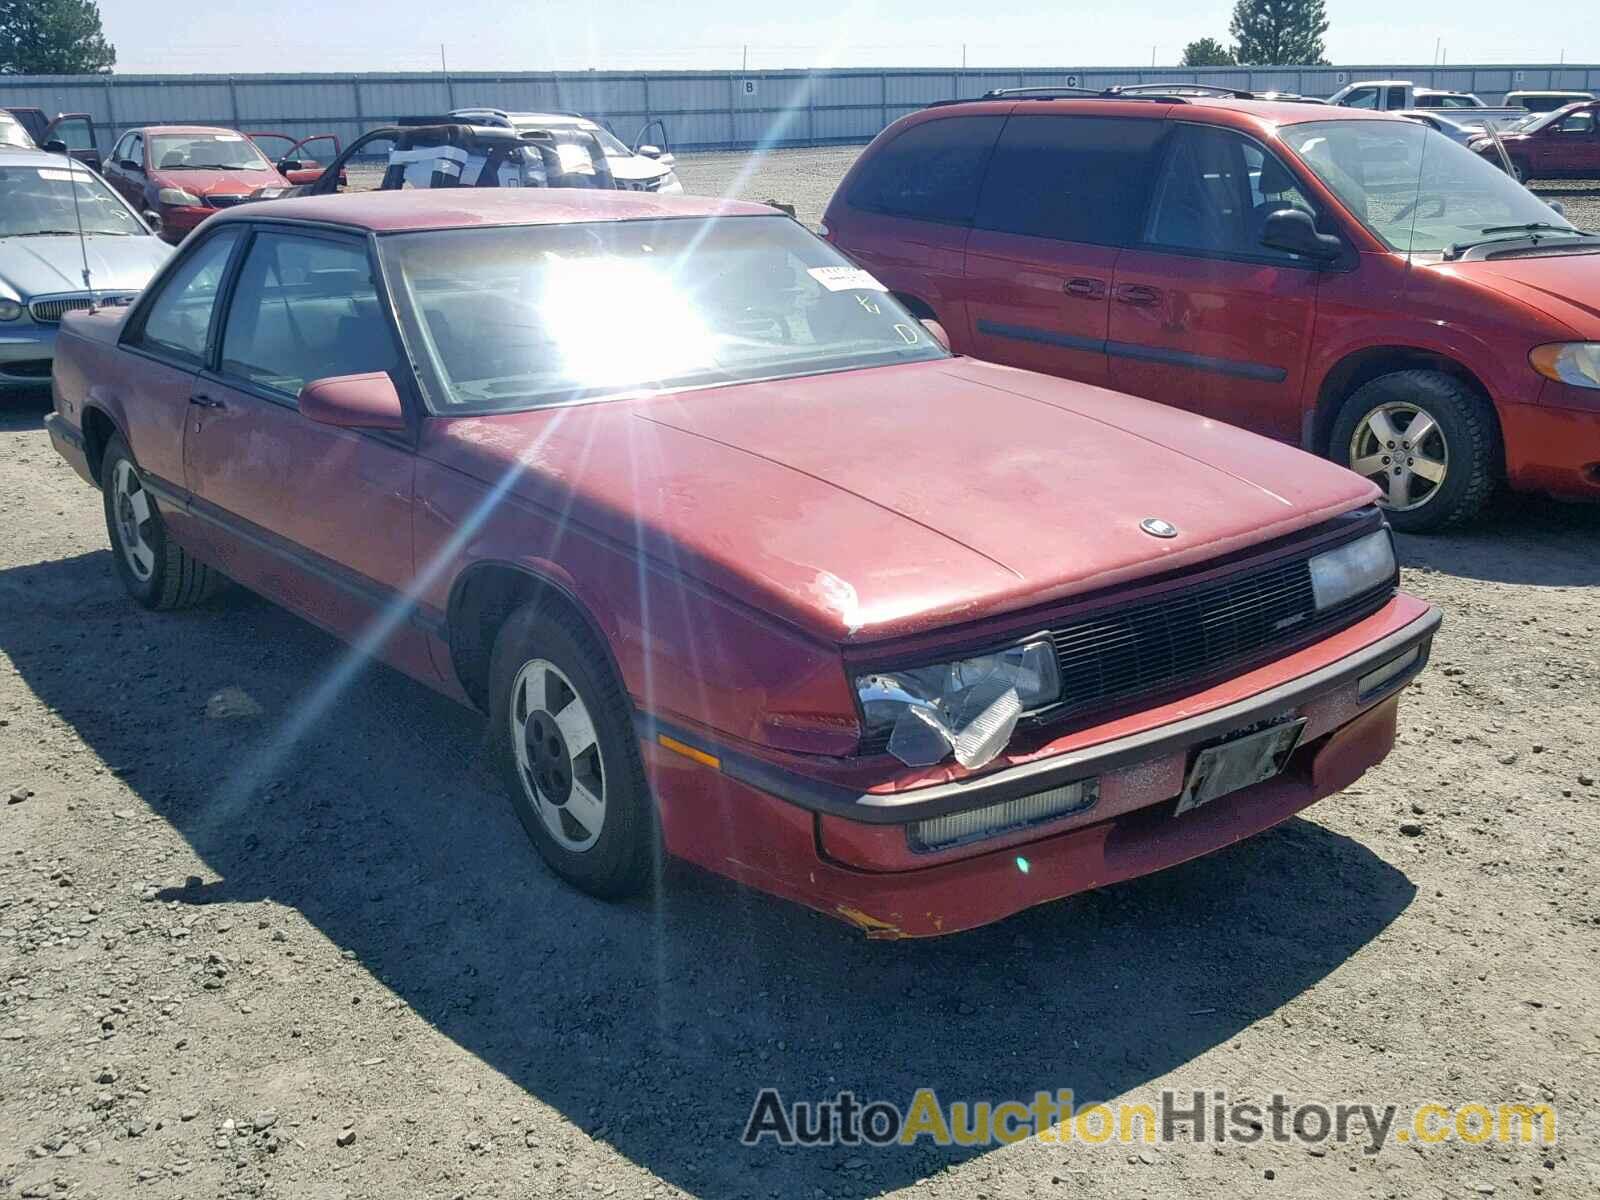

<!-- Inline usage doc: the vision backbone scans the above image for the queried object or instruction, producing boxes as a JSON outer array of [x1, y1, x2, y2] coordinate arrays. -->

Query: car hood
[[0, 234, 170, 300], [1437, 251, 1600, 337], [154, 167, 283, 196], [423, 358, 1378, 643]]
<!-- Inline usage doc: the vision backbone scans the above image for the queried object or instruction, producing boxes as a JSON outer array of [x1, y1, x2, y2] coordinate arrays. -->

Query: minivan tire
[[1330, 370, 1498, 533], [101, 434, 223, 609], [488, 599, 659, 900]]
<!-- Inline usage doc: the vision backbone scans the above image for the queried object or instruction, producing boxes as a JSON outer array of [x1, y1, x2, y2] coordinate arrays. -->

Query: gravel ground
[[2, 149, 1600, 1200]]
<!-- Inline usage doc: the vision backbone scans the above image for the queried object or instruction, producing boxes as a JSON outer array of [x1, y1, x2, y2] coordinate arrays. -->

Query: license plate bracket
[[1175, 718, 1307, 816]]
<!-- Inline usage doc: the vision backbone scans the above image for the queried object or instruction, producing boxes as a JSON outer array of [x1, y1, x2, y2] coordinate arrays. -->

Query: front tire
[[100, 435, 221, 609], [488, 600, 658, 899], [1330, 370, 1498, 533]]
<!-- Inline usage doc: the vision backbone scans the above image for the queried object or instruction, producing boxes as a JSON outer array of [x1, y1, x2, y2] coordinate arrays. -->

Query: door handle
[[190, 394, 226, 409], [1063, 276, 1105, 299], [1114, 284, 1161, 306]]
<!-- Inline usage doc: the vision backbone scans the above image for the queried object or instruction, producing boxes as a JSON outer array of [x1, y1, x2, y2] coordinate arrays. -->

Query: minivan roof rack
[[952, 82, 1263, 107], [1108, 83, 1255, 99]]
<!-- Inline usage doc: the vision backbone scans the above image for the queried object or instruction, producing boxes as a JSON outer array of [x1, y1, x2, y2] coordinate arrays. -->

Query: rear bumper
[[1504, 395, 1600, 499], [44, 411, 94, 485], [640, 596, 1438, 936]]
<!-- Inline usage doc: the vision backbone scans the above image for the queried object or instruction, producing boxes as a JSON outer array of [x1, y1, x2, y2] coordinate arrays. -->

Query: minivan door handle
[[1114, 284, 1161, 307], [1063, 276, 1106, 299]]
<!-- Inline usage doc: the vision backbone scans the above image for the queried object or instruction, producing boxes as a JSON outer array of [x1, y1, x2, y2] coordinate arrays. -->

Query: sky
[[96, 0, 1597, 74]]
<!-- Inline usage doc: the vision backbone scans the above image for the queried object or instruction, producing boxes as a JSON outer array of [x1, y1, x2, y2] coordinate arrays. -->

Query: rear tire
[[100, 435, 222, 609], [1330, 370, 1498, 533], [488, 600, 658, 899]]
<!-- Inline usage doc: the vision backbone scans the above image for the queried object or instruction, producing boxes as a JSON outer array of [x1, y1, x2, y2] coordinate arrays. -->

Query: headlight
[[0, 298, 22, 322], [1308, 529, 1396, 611], [856, 639, 1060, 770], [1530, 343, 1600, 390], [157, 187, 200, 205]]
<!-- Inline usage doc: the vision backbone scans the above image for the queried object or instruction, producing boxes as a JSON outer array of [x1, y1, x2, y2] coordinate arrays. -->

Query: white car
[[447, 108, 683, 193]]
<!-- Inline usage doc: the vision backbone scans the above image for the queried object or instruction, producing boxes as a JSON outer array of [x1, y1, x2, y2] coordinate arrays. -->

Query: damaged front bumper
[[636, 594, 1439, 937]]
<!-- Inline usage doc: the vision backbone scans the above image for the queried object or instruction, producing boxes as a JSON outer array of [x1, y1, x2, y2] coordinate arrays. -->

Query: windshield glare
[[380, 216, 945, 413], [0, 164, 146, 237], [1283, 119, 1575, 254], [150, 133, 271, 171]]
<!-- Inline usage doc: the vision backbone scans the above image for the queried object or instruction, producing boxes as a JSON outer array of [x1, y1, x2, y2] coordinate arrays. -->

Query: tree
[[1180, 38, 1237, 67], [0, 0, 116, 75], [1228, 0, 1328, 65]]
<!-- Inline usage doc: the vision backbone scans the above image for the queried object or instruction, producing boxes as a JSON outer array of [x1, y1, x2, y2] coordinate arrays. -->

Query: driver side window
[[1557, 111, 1595, 134], [127, 229, 241, 364], [1144, 126, 1317, 261]]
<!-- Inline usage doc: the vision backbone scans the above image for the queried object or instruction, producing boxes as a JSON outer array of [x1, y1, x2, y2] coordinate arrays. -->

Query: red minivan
[[823, 93, 1600, 531]]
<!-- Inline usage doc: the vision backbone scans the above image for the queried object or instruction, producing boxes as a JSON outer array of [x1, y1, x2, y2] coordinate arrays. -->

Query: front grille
[[619, 177, 663, 192], [27, 294, 137, 324], [29, 295, 95, 324], [858, 543, 1391, 756], [204, 194, 247, 208]]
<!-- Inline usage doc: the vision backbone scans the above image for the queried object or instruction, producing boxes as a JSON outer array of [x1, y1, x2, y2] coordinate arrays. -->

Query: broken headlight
[[856, 640, 1060, 770]]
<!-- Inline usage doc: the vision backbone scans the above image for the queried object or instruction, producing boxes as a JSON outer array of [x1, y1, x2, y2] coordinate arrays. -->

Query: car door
[[1105, 123, 1323, 443], [285, 134, 341, 185], [107, 132, 147, 211], [181, 225, 426, 663], [1543, 106, 1597, 177], [964, 113, 1166, 388], [40, 113, 100, 170], [114, 226, 245, 547]]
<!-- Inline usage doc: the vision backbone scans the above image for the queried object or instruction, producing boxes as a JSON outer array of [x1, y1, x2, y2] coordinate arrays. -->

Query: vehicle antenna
[[60, 146, 97, 312], [1404, 123, 1431, 266]]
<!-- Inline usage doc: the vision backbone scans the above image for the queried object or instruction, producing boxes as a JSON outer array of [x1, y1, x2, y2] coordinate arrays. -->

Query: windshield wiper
[[9, 230, 81, 237], [1477, 221, 1586, 236]]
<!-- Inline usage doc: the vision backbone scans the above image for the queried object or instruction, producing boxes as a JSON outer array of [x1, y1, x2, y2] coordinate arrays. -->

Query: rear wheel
[[100, 435, 221, 608], [1330, 370, 1498, 532], [1507, 158, 1530, 184], [488, 600, 658, 899]]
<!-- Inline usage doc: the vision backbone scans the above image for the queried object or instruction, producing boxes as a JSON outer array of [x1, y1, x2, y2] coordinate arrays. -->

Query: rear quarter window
[[975, 115, 1167, 246], [847, 115, 1003, 224]]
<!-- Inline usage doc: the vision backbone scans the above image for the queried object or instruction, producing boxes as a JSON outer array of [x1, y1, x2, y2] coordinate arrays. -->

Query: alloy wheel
[[508, 658, 606, 852], [112, 459, 156, 581], [1348, 401, 1449, 512]]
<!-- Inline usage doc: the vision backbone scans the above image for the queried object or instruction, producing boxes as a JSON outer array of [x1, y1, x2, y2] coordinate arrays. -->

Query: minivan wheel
[[1331, 370, 1497, 532], [488, 600, 658, 899], [100, 434, 222, 608]]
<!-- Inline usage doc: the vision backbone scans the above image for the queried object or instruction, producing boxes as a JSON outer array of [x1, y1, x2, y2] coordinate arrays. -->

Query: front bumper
[[1502, 392, 1600, 499], [0, 323, 57, 388], [639, 594, 1438, 936]]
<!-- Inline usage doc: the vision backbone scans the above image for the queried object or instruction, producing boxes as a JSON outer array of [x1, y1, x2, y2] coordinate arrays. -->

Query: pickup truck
[[1325, 81, 1527, 128]]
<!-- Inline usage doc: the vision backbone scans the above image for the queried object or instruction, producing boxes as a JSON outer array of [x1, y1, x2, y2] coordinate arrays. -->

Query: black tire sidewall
[[487, 602, 656, 899], [100, 436, 167, 608], [1331, 372, 1496, 533]]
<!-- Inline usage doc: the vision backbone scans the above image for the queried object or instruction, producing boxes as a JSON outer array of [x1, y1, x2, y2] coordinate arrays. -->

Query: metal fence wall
[[3, 63, 1599, 155]]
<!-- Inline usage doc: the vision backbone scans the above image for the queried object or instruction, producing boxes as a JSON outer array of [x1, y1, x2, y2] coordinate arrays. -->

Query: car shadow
[[0, 387, 50, 432], [1395, 493, 1600, 587], [1, 549, 1416, 1199]]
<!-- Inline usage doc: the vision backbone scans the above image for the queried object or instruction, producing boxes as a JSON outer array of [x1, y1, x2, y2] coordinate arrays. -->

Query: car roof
[[208, 187, 776, 233], [0, 146, 90, 169]]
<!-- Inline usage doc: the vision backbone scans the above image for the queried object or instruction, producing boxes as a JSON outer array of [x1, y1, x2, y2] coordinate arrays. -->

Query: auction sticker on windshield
[[808, 266, 887, 292]]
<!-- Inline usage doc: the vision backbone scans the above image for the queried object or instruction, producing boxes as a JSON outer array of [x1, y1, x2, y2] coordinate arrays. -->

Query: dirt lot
[[3, 149, 1600, 1200]]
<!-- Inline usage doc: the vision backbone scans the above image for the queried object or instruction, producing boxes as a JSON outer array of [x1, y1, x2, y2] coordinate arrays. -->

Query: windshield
[[1282, 119, 1577, 254], [150, 133, 272, 171], [379, 215, 946, 413], [0, 163, 147, 237]]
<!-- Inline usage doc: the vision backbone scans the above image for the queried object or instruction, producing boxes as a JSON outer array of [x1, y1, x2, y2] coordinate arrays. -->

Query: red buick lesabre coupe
[[44, 190, 1438, 936]]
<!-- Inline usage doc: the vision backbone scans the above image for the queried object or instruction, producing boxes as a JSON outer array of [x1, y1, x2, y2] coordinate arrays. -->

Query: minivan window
[[974, 115, 1165, 245], [1144, 126, 1316, 260], [847, 115, 1003, 224]]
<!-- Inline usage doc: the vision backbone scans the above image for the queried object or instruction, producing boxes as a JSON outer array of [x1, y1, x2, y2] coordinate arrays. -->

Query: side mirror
[[298, 372, 406, 431], [43, 138, 68, 154], [1549, 200, 1567, 216], [636, 144, 662, 158], [919, 317, 950, 350], [1260, 208, 1344, 264]]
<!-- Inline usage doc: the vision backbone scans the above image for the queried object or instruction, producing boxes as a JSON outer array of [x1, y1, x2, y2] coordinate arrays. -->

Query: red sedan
[[44, 190, 1437, 936], [1473, 101, 1600, 182], [101, 125, 291, 243]]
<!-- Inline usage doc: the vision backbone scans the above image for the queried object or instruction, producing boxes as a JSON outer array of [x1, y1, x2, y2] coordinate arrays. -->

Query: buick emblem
[[1140, 517, 1178, 539]]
